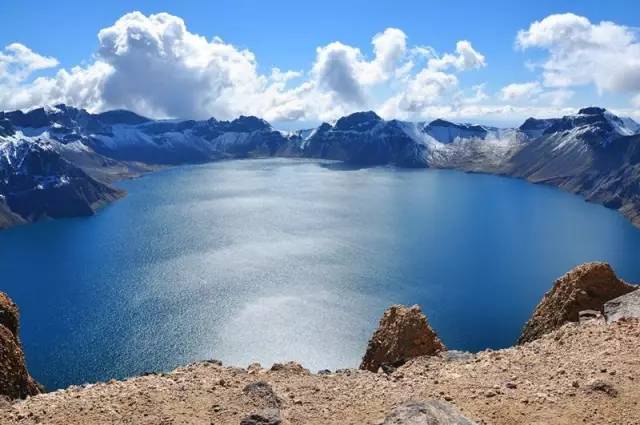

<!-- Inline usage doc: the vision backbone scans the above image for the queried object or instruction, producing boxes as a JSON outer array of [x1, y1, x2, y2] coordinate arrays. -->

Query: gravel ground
[[1, 318, 639, 425]]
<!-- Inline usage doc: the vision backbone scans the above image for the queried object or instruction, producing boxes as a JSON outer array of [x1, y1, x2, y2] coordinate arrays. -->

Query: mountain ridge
[[1, 104, 639, 229]]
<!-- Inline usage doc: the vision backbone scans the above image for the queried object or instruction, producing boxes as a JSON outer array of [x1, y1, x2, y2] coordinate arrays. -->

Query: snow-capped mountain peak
[[421, 119, 489, 144], [333, 111, 382, 132]]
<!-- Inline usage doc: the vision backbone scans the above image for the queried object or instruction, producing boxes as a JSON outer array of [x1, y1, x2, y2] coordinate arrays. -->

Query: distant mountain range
[[1, 104, 639, 229]]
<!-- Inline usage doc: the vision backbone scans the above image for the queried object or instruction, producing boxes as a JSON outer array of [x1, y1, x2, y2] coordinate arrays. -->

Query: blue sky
[[1, 0, 639, 127]]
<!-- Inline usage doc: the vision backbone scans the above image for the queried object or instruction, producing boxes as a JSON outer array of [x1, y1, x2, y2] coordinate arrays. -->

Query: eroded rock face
[[0, 293, 19, 337], [0, 292, 40, 399], [360, 305, 445, 372], [604, 289, 640, 323], [378, 400, 477, 425], [518, 262, 636, 344]]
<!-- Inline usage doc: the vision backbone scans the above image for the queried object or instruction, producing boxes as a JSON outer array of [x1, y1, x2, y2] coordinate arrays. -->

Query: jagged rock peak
[[334, 111, 382, 131], [227, 115, 271, 132], [0, 292, 40, 399], [578, 106, 608, 115], [421, 118, 489, 144], [360, 304, 445, 372], [518, 262, 636, 344], [95, 109, 151, 125], [425, 118, 483, 131], [518, 117, 556, 132]]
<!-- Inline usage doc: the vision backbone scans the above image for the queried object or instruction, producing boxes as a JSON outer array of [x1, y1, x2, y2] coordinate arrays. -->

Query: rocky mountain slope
[[4, 319, 637, 425], [0, 138, 123, 222], [1, 105, 639, 229], [0, 293, 40, 400], [1, 263, 639, 424], [503, 108, 640, 228], [518, 262, 636, 344]]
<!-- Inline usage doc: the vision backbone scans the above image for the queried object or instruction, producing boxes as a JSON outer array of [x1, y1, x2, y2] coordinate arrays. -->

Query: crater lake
[[2, 158, 640, 390]]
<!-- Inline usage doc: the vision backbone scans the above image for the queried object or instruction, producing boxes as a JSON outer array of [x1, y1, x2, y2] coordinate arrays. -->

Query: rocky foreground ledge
[[1, 262, 639, 424]]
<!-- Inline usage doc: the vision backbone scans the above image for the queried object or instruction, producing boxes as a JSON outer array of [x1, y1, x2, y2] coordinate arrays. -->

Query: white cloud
[[538, 89, 574, 106], [379, 40, 485, 119], [94, 12, 275, 119], [4, 11, 639, 126], [500, 81, 574, 107], [400, 69, 459, 111], [370, 28, 408, 80], [311, 42, 368, 106], [463, 84, 489, 104], [500, 81, 542, 101], [516, 13, 640, 97], [0, 12, 297, 121], [310, 27, 408, 107], [0, 12, 490, 124], [428, 40, 486, 71], [0, 43, 58, 83]]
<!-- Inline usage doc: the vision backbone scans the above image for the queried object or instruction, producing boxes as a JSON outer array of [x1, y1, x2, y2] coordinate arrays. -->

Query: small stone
[[240, 408, 281, 425], [586, 380, 618, 397], [379, 400, 476, 424]]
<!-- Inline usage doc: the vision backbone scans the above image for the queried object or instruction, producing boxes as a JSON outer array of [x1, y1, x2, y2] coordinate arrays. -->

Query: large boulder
[[604, 289, 640, 323], [378, 400, 477, 425], [518, 263, 636, 344], [0, 292, 40, 399], [360, 305, 445, 372], [239, 381, 282, 425]]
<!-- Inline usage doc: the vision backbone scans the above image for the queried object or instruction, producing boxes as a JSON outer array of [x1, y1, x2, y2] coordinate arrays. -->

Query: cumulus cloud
[[0, 43, 58, 83], [310, 27, 408, 106], [500, 82, 542, 101], [500, 81, 574, 107], [380, 39, 485, 119], [95, 12, 279, 119], [465, 84, 489, 104], [428, 40, 486, 71], [0, 11, 491, 123], [396, 69, 459, 112], [370, 28, 408, 80], [311, 42, 368, 106], [516, 13, 640, 99], [0, 12, 295, 120]]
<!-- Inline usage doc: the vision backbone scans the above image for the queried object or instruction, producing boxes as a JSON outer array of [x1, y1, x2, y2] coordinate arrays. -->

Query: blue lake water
[[1, 158, 640, 390]]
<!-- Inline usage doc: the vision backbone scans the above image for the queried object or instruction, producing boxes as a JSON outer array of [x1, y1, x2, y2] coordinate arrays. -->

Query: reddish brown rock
[[360, 305, 445, 372], [518, 262, 636, 344], [0, 292, 40, 399], [0, 292, 19, 337]]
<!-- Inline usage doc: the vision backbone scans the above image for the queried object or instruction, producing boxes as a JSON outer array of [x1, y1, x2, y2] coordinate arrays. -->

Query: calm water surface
[[1, 158, 640, 389]]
